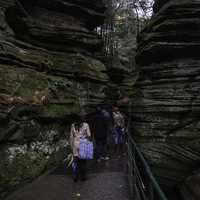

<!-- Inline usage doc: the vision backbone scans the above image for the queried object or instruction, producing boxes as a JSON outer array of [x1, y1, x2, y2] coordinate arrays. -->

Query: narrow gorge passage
[[1, 0, 200, 200], [5, 156, 129, 200]]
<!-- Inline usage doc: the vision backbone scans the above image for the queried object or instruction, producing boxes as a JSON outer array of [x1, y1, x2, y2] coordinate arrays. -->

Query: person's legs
[[119, 136, 123, 155], [117, 127, 125, 156], [107, 129, 111, 154], [110, 128, 115, 154], [102, 137, 109, 159], [112, 128, 117, 154], [79, 159, 87, 181], [115, 126, 123, 156], [106, 123, 112, 154], [73, 157, 79, 182], [95, 140, 101, 160], [97, 139, 106, 159]]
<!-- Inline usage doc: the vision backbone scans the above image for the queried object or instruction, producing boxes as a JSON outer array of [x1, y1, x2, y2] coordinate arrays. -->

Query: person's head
[[73, 112, 86, 130], [73, 114, 81, 124], [113, 106, 119, 112], [79, 110, 87, 122], [96, 106, 102, 114], [101, 104, 110, 111], [72, 114, 82, 130]]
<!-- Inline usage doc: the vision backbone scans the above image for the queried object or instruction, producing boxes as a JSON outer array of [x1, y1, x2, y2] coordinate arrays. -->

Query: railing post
[[127, 136, 133, 198], [132, 140, 143, 200], [127, 133, 168, 200], [144, 168, 154, 200], [148, 178, 154, 200], [132, 141, 137, 199]]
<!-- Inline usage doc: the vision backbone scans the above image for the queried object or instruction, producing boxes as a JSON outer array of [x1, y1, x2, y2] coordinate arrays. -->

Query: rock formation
[[0, 0, 108, 198], [134, 0, 200, 196], [180, 172, 200, 200]]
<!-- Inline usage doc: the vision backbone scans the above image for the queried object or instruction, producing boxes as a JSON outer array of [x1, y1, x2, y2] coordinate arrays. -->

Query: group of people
[[69, 105, 125, 182]]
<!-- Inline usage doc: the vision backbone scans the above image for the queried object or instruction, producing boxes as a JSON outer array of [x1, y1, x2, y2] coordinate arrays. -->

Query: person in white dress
[[70, 115, 91, 182]]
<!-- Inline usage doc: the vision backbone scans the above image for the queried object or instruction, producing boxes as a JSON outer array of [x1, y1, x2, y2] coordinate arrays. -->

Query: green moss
[[0, 153, 47, 190], [15, 87, 34, 97], [15, 71, 48, 98], [51, 53, 108, 81], [43, 103, 80, 118], [0, 145, 67, 199]]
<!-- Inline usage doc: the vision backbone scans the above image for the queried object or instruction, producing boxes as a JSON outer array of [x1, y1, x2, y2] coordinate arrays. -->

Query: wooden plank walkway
[[5, 156, 130, 200]]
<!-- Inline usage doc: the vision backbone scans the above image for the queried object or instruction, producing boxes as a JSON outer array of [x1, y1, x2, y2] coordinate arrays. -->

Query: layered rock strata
[[134, 0, 200, 195], [0, 0, 107, 198], [180, 172, 200, 200]]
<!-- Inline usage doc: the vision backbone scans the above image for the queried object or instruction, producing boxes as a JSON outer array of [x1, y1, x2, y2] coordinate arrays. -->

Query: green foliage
[[102, 0, 153, 70], [43, 103, 80, 118]]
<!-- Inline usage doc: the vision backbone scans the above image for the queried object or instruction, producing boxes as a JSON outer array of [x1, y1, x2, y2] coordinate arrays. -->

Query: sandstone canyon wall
[[0, 0, 109, 198], [134, 0, 200, 195]]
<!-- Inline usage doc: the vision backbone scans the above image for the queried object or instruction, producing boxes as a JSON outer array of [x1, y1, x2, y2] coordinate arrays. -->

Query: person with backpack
[[69, 113, 91, 182]]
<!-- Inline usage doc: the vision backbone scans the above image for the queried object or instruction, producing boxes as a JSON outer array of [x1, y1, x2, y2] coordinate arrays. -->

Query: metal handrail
[[127, 132, 168, 200]]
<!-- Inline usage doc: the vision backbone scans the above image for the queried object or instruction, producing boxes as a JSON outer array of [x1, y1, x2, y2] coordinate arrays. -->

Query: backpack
[[79, 139, 94, 160]]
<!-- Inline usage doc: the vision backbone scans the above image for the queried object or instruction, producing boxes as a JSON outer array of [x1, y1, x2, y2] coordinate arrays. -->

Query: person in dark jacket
[[91, 107, 109, 161], [101, 106, 113, 154]]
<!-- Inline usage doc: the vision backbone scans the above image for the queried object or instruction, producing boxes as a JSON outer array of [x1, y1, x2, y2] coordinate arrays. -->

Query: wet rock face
[[153, 0, 168, 13], [180, 172, 200, 200], [134, 0, 200, 194], [0, 0, 107, 197], [137, 0, 200, 65], [6, 0, 105, 52]]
